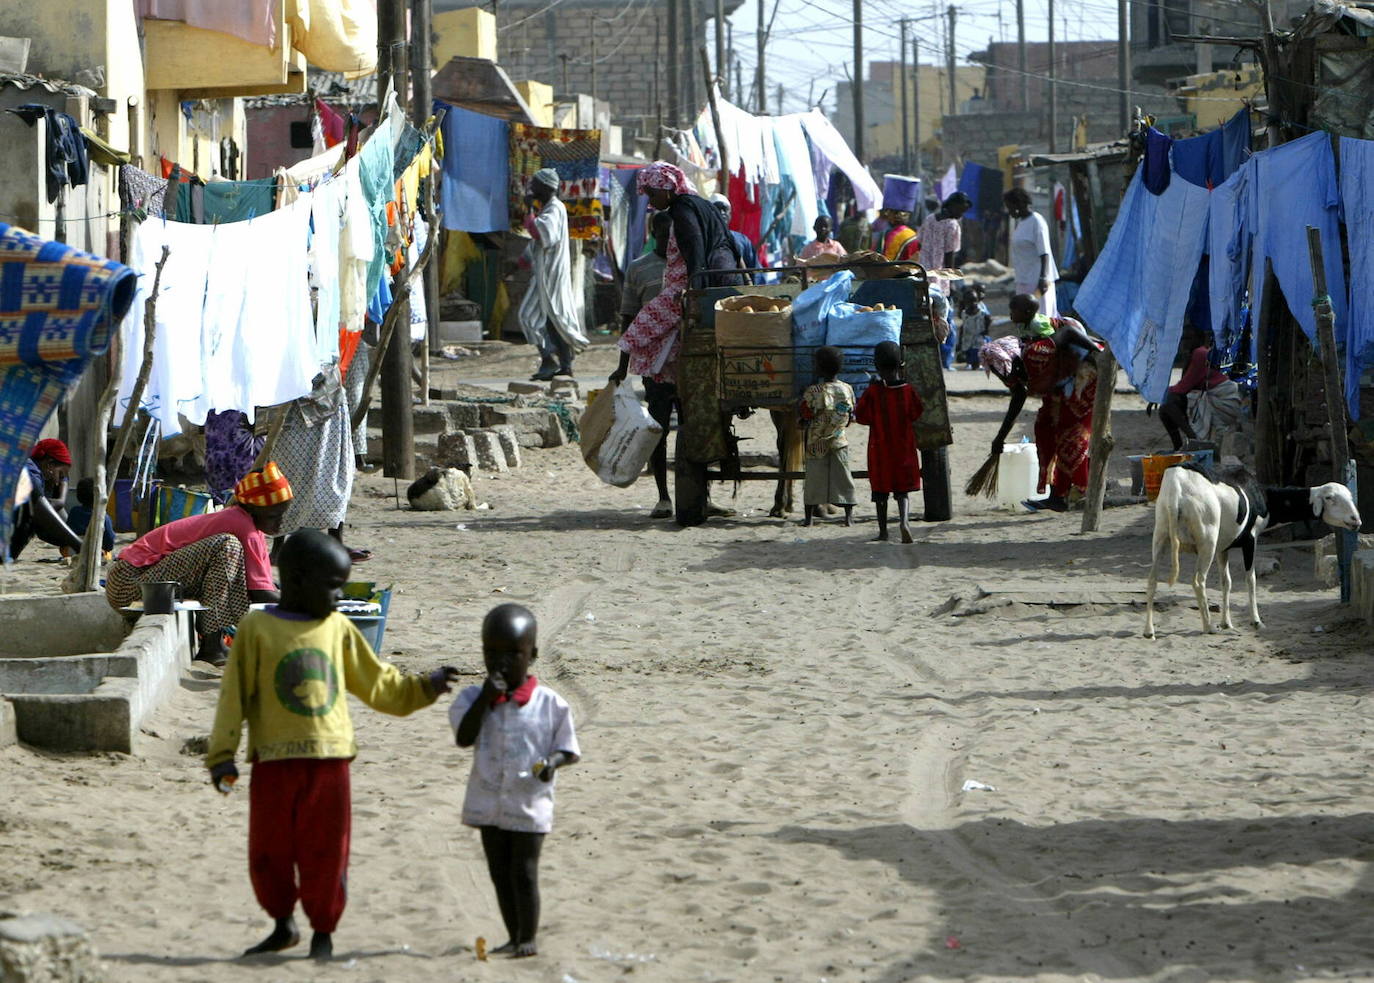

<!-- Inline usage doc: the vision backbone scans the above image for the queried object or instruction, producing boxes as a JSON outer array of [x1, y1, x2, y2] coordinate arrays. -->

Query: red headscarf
[[637, 161, 693, 196], [30, 438, 72, 465], [233, 461, 293, 507]]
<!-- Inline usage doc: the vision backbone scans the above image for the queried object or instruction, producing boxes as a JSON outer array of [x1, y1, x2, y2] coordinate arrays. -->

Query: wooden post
[[378, 0, 414, 480], [1305, 224, 1355, 601], [106, 247, 169, 493], [1080, 343, 1118, 533], [701, 47, 730, 196], [411, 0, 435, 407]]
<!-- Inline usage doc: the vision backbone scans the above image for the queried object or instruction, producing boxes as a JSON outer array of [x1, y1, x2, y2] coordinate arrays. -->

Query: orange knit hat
[[233, 462, 293, 507]]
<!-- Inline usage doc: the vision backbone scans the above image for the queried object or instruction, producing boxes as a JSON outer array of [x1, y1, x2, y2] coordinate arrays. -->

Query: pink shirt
[[918, 214, 962, 270], [118, 506, 275, 592], [800, 238, 846, 260]]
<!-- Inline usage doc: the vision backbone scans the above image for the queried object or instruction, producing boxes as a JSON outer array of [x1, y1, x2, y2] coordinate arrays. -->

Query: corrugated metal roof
[[0, 72, 96, 98], [245, 69, 378, 109]]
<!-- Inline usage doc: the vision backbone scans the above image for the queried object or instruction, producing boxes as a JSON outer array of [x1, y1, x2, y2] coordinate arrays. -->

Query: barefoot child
[[799, 345, 856, 527], [451, 604, 580, 958], [855, 340, 924, 543], [206, 529, 459, 961]]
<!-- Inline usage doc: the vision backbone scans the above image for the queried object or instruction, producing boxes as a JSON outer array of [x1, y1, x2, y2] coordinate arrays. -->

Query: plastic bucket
[[1142, 454, 1189, 501], [340, 582, 392, 652]]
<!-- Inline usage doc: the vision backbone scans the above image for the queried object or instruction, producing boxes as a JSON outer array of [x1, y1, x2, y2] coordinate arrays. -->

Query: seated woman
[[104, 462, 292, 664], [982, 295, 1099, 513], [8, 439, 82, 561]]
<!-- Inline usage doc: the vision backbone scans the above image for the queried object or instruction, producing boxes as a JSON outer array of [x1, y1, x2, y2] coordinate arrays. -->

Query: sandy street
[[3, 341, 1372, 983]]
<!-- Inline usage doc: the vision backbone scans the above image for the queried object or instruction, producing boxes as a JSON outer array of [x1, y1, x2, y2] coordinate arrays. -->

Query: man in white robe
[[518, 168, 588, 379]]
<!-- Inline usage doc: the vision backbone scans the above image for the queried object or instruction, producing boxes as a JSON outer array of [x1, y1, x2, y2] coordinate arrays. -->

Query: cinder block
[[488, 425, 522, 468], [411, 405, 450, 435], [470, 430, 509, 473], [437, 431, 478, 470], [507, 381, 545, 395], [549, 378, 580, 399], [448, 402, 485, 430], [0, 913, 98, 983], [0, 698, 14, 748], [543, 412, 570, 448], [487, 406, 555, 435]]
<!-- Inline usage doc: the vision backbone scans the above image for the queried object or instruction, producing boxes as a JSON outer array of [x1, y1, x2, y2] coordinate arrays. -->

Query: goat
[[1144, 462, 1361, 638]]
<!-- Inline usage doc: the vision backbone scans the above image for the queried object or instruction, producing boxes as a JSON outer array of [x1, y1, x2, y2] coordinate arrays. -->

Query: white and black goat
[[1144, 462, 1361, 637]]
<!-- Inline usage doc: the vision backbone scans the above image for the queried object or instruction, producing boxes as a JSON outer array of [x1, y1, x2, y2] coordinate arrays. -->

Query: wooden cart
[[672, 261, 954, 526]]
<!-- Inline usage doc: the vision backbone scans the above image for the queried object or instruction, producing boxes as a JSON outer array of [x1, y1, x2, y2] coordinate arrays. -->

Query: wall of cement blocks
[[0, 592, 193, 754]]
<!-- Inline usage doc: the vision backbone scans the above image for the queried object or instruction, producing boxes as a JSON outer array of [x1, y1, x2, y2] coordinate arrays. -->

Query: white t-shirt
[[1010, 212, 1057, 292], [449, 682, 580, 834]]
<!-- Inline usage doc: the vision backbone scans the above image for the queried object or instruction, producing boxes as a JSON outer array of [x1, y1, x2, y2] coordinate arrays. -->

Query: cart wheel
[[675, 435, 708, 526], [922, 445, 953, 522]]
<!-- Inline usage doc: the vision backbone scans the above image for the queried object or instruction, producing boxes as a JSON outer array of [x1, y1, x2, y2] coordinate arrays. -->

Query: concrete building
[[832, 63, 986, 166], [436, 0, 743, 125], [1129, 0, 1309, 86]]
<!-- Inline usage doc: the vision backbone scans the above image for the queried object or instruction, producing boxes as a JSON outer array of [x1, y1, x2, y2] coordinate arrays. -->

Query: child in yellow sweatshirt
[[206, 529, 458, 962]]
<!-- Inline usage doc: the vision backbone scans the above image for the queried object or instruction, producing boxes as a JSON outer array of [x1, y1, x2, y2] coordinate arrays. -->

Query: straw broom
[[964, 451, 1000, 498]]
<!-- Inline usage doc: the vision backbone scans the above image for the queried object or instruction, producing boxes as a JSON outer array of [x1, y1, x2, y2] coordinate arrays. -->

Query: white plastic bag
[[584, 382, 663, 488]]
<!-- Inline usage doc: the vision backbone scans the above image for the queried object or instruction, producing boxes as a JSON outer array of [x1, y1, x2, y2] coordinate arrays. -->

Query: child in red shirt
[[855, 341, 923, 543]]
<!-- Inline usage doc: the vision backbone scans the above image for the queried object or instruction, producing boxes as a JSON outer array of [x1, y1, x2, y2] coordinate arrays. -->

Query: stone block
[[507, 381, 546, 395], [0, 913, 98, 983], [0, 698, 14, 748], [411, 405, 450, 435], [549, 378, 579, 399], [437, 431, 478, 470], [470, 430, 509, 472], [486, 405, 552, 433], [488, 425, 522, 468], [448, 402, 485, 430], [543, 412, 570, 448]]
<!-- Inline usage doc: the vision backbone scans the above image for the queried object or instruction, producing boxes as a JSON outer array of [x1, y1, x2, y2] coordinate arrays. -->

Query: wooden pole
[[378, 0, 414, 480], [1047, 0, 1057, 153], [106, 247, 169, 494], [756, 0, 766, 115], [411, 0, 436, 407], [1306, 225, 1355, 601], [1015, 0, 1027, 112], [1080, 343, 1118, 533], [912, 34, 921, 173], [900, 19, 910, 173], [852, 0, 864, 161], [1117, 0, 1130, 132], [714, 0, 726, 104], [701, 47, 730, 195], [946, 4, 957, 118]]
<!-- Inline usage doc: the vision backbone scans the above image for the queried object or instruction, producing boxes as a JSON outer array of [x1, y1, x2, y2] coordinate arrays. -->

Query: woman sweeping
[[982, 295, 1098, 513], [105, 463, 292, 664], [609, 161, 743, 518]]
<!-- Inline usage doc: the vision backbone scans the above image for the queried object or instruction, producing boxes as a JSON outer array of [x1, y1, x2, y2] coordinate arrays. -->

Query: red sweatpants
[[248, 758, 351, 933]]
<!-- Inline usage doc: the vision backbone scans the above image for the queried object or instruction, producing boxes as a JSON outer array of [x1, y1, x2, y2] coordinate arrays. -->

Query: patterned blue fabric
[[0, 223, 134, 553]]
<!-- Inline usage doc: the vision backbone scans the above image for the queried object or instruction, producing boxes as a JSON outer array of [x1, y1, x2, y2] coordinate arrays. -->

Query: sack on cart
[[715, 294, 794, 405], [791, 269, 854, 350], [578, 381, 663, 488], [825, 302, 902, 392]]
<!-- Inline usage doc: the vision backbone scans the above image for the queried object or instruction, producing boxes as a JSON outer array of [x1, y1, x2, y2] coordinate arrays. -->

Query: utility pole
[[410, 0, 436, 406], [714, 0, 726, 101], [756, 0, 766, 115], [852, 0, 864, 160], [1117, 0, 1129, 132], [726, 20, 734, 100], [946, 4, 957, 117], [1047, 0, 1057, 151], [684, 0, 699, 116], [377, 0, 413, 479], [1016, 0, 1027, 112], [591, 37, 597, 99], [912, 34, 921, 176], [899, 18, 910, 173], [667, 0, 680, 123], [775, 81, 783, 116]]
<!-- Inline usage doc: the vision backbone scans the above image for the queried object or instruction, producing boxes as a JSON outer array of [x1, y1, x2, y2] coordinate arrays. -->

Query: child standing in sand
[[206, 529, 459, 962], [855, 340, 924, 544], [799, 345, 857, 527], [451, 603, 580, 959]]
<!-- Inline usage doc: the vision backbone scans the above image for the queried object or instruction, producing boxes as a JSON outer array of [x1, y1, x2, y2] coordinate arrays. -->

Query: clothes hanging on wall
[[435, 103, 510, 234], [508, 123, 603, 240], [8, 104, 89, 203]]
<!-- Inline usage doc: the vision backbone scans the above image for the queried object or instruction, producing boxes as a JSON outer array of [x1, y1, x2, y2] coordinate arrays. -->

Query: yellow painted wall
[[434, 7, 498, 64], [866, 65, 985, 159], [515, 81, 554, 125], [143, 13, 289, 91], [1179, 66, 1263, 132]]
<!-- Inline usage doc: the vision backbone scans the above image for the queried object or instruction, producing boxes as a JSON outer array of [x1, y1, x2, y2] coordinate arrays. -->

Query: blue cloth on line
[[367, 274, 393, 326], [436, 102, 510, 234], [1173, 109, 1251, 189], [1340, 135, 1374, 418], [1143, 127, 1172, 195], [1072, 166, 1211, 402], [1207, 164, 1253, 366], [1248, 131, 1346, 360], [958, 163, 987, 221]]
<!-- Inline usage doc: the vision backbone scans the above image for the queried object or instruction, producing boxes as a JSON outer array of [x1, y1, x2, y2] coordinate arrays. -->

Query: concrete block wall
[[1352, 550, 1374, 626]]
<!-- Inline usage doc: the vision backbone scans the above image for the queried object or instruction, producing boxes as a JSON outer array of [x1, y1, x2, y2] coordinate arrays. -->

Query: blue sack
[[825, 303, 903, 392], [791, 269, 853, 350]]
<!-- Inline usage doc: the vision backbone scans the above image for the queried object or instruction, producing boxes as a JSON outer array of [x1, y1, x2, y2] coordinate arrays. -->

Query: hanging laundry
[[120, 164, 169, 216], [407, 215, 430, 343], [1072, 166, 1211, 402], [137, 0, 277, 48], [772, 115, 819, 241], [7, 104, 89, 203], [357, 114, 397, 306], [509, 123, 603, 239], [310, 177, 347, 364], [800, 110, 881, 211], [0, 224, 134, 553], [1340, 136, 1374, 418], [957, 163, 988, 220], [201, 178, 277, 223], [1172, 109, 1252, 190], [1142, 127, 1172, 195], [437, 103, 510, 234], [275, 144, 344, 205], [937, 165, 958, 202], [1207, 164, 1252, 366], [1247, 131, 1346, 353], [339, 154, 375, 333], [316, 99, 345, 148]]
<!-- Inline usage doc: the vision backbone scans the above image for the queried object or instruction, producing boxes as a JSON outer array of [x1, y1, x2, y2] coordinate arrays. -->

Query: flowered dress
[[1022, 337, 1096, 497], [618, 226, 687, 382]]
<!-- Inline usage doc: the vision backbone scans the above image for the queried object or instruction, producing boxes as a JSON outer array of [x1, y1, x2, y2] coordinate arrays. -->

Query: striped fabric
[[0, 223, 135, 554], [233, 461, 293, 507], [509, 124, 603, 239]]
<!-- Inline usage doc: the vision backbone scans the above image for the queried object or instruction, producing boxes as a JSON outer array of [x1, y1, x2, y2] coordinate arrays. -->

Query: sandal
[[347, 547, 373, 562]]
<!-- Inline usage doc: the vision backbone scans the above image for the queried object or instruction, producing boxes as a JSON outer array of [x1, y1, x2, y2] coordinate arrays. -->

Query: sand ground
[[2, 340, 1372, 983]]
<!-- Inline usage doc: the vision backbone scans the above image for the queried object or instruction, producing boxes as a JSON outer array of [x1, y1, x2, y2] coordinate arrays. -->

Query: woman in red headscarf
[[7, 439, 83, 561], [105, 462, 294, 664], [609, 161, 744, 517]]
